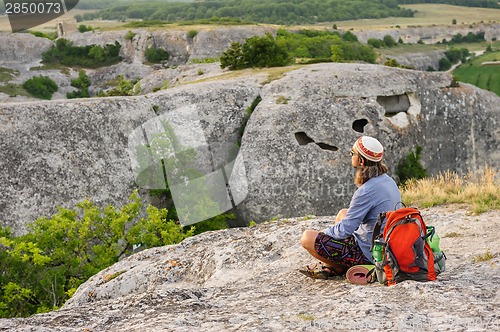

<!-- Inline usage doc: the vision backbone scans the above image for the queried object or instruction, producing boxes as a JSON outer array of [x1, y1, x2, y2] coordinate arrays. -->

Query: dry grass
[[301, 4, 500, 31], [401, 166, 499, 214]]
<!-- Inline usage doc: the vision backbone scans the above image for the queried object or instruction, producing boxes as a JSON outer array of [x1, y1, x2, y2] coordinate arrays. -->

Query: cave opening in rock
[[295, 132, 338, 151], [295, 132, 315, 145], [377, 94, 411, 116], [352, 119, 368, 133]]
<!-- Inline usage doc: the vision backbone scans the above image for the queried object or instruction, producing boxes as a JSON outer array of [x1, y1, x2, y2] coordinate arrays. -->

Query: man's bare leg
[[300, 229, 347, 275]]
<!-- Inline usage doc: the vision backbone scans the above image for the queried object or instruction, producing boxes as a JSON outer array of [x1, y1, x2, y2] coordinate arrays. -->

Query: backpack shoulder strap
[[371, 211, 386, 250]]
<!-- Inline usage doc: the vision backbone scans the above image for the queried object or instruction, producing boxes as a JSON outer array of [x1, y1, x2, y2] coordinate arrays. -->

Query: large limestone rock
[[233, 63, 499, 223], [0, 79, 261, 233], [0, 33, 53, 64], [0, 206, 498, 331], [0, 63, 499, 233]]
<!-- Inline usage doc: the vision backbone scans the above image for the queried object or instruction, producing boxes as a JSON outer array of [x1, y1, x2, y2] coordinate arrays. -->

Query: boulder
[[0, 79, 261, 233], [233, 63, 500, 223]]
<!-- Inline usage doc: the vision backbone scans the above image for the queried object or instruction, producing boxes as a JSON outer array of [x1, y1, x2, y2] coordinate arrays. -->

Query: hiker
[[300, 136, 401, 279]]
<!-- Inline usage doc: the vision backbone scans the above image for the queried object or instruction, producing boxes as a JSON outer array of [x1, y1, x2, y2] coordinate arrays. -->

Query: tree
[[67, 71, 90, 99], [438, 57, 452, 71], [220, 42, 245, 70], [331, 38, 377, 64], [78, 25, 93, 33], [220, 34, 290, 70], [241, 33, 290, 68], [0, 192, 195, 318], [368, 38, 384, 48], [342, 31, 358, 42], [452, 18, 457, 25], [383, 34, 397, 47]]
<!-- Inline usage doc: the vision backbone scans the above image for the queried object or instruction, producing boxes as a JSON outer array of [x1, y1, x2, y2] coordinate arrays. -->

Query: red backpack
[[371, 207, 440, 286]]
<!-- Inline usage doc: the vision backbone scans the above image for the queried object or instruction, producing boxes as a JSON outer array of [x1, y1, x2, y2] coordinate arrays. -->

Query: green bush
[[124, 30, 136, 41], [144, 46, 170, 63], [331, 38, 377, 64], [368, 38, 384, 48], [383, 35, 397, 47], [66, 71, 90, 99], [396, 145, 428, 184], [187, 30, 198, 39], [22, 76, 58, 100], [0, 191, 196, 318], [78, 25, 93, 33], [29, 31, 57, 40], [42, 39, 122, 68], [97, 75, 138, 97], [438, 57, 452, 71], [221, 33, 291, 70]]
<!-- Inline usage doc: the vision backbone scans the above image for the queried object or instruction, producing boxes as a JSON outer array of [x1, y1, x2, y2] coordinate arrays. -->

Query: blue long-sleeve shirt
[[323, 173, 401, 263]]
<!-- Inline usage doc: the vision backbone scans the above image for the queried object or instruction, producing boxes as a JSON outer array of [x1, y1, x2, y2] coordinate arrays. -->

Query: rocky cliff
[[354, 23, 500, 44], [0, 63, 499, 232], [0, 206, 498, 331], [1, 23, 498, 103]]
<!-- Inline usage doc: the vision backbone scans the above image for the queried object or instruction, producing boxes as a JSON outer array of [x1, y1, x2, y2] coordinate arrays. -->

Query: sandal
[[299, 262, 341, 280]]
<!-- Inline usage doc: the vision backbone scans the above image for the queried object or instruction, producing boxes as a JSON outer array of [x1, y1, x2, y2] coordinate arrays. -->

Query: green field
[[453, 51, 500, 96]]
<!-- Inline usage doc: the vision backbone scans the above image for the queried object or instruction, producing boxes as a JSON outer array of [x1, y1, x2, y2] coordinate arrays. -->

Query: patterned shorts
[[314, 233, 371, 267]]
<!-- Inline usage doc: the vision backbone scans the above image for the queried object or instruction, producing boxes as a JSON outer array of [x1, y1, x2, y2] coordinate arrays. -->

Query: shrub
[[97, 75, 138, 97], [125, 30, 136, 41], [42, 39, 122, 68], [78, 25, 93, 33], [383, 35, 397, 47], [66, 70, 90, 99], [331, 39, 377, 64], [438, 57, 452, 71], [144, 46, 170, 63], [0, 191, 195, 318], [396, 145, 428, 184], [368, 38, 384, 48], [187, 30, 198, 39], [22, 76, 58, 100], [29, 31, 57, 40], [220, 33, 290, 70]]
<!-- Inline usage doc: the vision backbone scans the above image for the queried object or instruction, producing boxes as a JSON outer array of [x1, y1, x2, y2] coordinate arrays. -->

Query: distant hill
[[94, 0, 416, 25]]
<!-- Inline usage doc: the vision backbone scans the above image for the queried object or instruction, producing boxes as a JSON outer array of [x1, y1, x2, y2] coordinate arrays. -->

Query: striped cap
[[354, 136, 384, 162]]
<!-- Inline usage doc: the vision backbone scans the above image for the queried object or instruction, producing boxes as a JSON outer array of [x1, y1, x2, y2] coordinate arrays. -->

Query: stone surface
[[0, 206, 498, 331]]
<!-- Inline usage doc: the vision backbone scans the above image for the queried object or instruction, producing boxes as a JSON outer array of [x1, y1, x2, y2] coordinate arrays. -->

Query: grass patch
[[0, 67, 18, 83], [444, 232, 463, 238], [325, 4, 500, 30], [261, 65, 302, 85], [0, 83, 31, 97], [453, 50, 500, 96], [472, 250, 494, 263], [377, 43, 442, 56], [297, 314, 315, 321], [400, 166, 499, 214]]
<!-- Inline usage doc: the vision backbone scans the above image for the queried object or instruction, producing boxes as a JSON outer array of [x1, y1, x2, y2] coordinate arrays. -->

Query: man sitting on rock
[[299, 136, 401, 280]]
